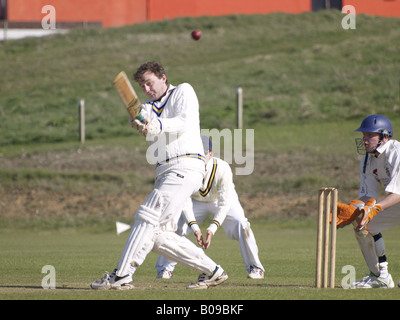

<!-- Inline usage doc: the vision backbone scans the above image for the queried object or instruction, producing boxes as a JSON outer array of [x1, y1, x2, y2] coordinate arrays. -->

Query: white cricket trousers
[[365, 204, 400, 234], [116, 169, 219, 276]]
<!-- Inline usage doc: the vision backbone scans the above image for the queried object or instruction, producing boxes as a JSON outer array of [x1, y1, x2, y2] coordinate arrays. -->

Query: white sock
[[379, 261, 388, 277]]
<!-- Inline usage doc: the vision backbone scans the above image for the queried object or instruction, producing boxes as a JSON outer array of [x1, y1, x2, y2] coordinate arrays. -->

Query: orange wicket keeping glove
[[356, 198, 382, 231], [334, 200, 364, 228]]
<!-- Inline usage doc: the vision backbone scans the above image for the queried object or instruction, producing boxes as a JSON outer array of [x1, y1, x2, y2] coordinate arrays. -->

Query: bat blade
[[113, 71, 145, 122]]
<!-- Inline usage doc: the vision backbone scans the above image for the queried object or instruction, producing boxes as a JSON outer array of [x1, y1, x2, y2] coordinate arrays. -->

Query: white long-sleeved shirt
[[359, 139, 400, 199], [140, 83, 205, 177], [192, 157, 235, 231]]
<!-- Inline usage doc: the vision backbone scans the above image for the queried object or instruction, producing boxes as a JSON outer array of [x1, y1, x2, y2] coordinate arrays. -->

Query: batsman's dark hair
[[133, 61, 168, 84]]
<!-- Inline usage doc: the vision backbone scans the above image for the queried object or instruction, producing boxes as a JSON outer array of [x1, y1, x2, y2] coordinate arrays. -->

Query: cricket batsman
[[91, 61, 228, 290]]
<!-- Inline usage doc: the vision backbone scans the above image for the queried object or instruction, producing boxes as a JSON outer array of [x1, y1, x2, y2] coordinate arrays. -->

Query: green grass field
[[1, 221, 400, 301], [1, 10, 400, 303]]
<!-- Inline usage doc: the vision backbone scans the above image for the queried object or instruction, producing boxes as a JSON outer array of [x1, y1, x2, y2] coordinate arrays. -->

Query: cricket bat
[[113, 71, 145, 123]]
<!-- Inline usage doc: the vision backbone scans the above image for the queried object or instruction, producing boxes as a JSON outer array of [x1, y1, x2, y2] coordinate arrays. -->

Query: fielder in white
[[337, 114, 400, 288], [155, 136, 265, 280], [91, 61, 228, 290]]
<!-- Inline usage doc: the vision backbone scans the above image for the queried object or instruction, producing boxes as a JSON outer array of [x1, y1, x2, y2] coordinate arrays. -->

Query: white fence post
[[236, 87, 243, 129], [79, 99, 85, 143]]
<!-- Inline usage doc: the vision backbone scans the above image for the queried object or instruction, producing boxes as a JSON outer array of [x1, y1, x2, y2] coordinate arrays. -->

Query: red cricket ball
[[191, 30, 202, 41]]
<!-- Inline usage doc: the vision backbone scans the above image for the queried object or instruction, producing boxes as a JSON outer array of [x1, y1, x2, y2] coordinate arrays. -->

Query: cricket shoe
[[156, 269, 173, 279], [90, 269, 134, 290], [351, 273, 394, 289], [248, 266, 264, 279], [186, 265, 228, 289]]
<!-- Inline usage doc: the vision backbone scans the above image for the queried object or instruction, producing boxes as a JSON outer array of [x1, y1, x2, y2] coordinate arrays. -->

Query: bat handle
[[136, 114, 146, 123]]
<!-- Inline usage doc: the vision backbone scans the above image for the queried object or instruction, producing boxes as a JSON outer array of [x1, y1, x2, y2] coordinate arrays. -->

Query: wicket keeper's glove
[[334, 200, 364, 228], [356, 198, 382, 231]]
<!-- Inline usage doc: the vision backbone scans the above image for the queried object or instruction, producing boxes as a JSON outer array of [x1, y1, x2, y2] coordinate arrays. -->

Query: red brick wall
[[343, 0, 400, 18], [7, 0, 147, 27], [5, 0, 400, 28], [147, 0, 310, 21]]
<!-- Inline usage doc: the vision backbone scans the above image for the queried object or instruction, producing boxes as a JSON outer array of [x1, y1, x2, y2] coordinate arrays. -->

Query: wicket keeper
[[336, 114, 400, 288]]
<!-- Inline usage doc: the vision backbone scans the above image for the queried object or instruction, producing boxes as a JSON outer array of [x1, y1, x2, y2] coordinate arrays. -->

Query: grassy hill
[[0, 10, 400, 227], [1, 11, 399, 145]]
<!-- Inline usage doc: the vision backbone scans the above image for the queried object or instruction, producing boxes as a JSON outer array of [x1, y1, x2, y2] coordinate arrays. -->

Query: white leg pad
[[135, 189, 163, 225], [355, 229, 379, 275], [153, 231, 216, 276], [374, 236, 386, 257], [116, 220, 155, 276], [116, 189, 163, 277]]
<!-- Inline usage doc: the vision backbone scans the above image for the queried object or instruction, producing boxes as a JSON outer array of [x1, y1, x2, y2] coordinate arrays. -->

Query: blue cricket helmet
[[355, 114, 393, 137]]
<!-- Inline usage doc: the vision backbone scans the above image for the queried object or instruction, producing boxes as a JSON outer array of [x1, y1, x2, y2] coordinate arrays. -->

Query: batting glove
[[144, 118, 162, 136], [129, 115, 135, 127], [132, 118, 147, 136], [356, 198, 382, 231]]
